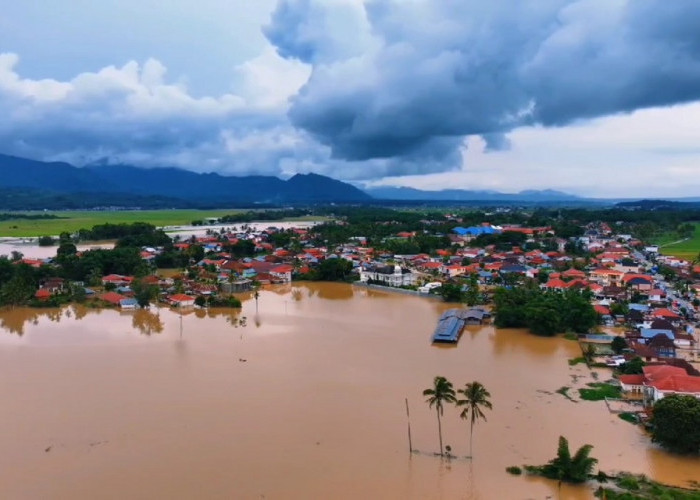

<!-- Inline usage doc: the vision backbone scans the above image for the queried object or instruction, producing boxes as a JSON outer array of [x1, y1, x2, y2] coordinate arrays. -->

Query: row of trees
[[423, 376, 492, 457], [493, 286, 597, 336]]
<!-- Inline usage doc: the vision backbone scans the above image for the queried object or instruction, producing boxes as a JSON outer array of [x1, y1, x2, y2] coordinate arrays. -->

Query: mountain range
[[0, 154, 370, 206], [1, 153, 696, 209]]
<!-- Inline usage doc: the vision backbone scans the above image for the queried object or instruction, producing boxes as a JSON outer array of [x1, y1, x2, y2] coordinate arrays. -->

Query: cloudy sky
[[2, 0, 700, 198]]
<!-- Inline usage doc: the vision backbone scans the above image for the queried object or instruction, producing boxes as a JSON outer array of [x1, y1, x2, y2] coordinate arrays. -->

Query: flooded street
[[0, 283, 698, 499]]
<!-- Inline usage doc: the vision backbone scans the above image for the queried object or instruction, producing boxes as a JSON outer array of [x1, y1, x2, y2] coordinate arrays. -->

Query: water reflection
[[490, 328, 564, 358], [131, 309, 164, 336], [317, 283, 354, 300]]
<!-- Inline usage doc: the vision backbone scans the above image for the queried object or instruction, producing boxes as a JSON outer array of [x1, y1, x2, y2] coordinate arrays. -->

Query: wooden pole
[[405, 397, 413, 453]]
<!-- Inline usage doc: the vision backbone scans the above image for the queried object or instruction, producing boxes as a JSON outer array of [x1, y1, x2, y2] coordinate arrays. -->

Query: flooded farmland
[[0, 283, 698, 499]]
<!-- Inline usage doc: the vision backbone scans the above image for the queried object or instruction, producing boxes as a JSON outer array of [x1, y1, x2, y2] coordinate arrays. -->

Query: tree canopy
[[493, 286, 597, 336], [651, 395, 700, 454]]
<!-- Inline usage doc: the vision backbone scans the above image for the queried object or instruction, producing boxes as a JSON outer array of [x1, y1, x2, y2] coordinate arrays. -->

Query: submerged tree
[[456, 381, 492, 457], [423, 376, 456, 456], [542, 436, 598, 484]]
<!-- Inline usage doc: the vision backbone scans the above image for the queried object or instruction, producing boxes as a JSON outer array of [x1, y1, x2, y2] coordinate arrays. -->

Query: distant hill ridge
[[364, 185, 582, 202], [0, 154, 370, 204]]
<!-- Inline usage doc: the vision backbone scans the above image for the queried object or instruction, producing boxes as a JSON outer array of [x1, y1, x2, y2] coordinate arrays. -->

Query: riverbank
[[1, 282, 698, 499]]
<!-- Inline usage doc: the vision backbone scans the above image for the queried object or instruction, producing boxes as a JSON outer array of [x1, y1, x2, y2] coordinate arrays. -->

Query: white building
[[360, 264, 418, 287]]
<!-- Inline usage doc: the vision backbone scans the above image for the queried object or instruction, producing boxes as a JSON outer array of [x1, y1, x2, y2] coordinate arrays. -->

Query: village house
[[99, 292, 138, 309], [168, 294, 196, 307], [102, 274, 134, 287]]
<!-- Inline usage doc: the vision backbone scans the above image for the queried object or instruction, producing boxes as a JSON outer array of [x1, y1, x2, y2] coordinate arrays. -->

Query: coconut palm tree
[[456, 381, 493, 457], [423, 376, 456, 456]]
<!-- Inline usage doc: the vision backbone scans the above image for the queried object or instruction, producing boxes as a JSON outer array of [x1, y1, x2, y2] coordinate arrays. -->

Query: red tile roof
[[651, 308, 681, 319], [168, 294, 195, 303], [100, 292, 127, 305], [619, 374, 644, 386], [544, 278, 568, 289], [594, 305, 611, 315], [648, 375, 700, 394]]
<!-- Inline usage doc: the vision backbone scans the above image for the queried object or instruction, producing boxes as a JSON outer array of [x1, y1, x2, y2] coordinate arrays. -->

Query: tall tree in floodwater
[[423, 376, 456, 456], [456, 381, 493, 458]]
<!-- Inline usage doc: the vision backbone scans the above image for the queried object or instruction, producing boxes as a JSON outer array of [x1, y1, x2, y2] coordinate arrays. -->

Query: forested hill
[[0, 154, 371, 207]]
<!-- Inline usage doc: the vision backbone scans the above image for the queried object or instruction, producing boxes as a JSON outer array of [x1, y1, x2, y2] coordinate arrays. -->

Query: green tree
[[583, 344, 597, 363], [317, 258, 353, 281], [456, 381, 493, 457], [423, 376, 456, 456], [611, 336, 628, 355], [0, 274, 34, 306], [38, 235, 55, 246], [542, 436, 598, 484], [651, 395, 700, 454], [619, 357, 644, 375], [132, 279, 158, 308], [439, 283, 464, 303], [463, 273, 480, 306]]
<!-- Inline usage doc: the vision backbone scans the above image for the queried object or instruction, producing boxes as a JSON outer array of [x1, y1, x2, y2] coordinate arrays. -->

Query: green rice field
[[657, 222, 700, 261], [0, 210, 242, 237]]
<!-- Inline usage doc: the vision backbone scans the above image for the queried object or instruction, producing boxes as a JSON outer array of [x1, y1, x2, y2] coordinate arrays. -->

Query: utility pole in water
[[405, 397, 413, 454]]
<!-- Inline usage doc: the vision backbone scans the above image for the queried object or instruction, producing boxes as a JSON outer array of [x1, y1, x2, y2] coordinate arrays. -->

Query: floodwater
[[165, 221, 321, 239], [0, 220, 320, 258], [0, 283, 698, 499], [0, 240, 113, 260]]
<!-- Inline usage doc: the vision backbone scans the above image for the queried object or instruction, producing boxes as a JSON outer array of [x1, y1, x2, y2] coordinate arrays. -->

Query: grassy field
[[0, 210, 243, 237], [657, 222, 700, 260]]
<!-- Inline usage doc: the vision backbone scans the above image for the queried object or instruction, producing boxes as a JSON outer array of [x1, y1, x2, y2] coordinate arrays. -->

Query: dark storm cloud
[[267, 0, 700, 164]]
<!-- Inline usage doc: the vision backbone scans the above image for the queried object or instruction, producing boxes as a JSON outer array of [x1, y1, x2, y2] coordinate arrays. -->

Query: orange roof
[[651, 308, 681, 319], [545, 278, 568, 289], [619, 374, 644, 386], [168, 294, 195, 302], [592, 268, 624, 275], [100, 292, 127, 305], [272, 264, 294, 273], [566, 279, 590, 289], [649, 375, 700, 394], [594, 305, 611, 315], [562, 268, 586, 278], [643, 365, 687, 383]]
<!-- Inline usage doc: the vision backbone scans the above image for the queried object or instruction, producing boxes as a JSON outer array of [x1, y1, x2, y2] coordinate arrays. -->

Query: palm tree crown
[[423, 376, 457, 414], [544, 436, 598, 483], [456, 381, 493, 457]]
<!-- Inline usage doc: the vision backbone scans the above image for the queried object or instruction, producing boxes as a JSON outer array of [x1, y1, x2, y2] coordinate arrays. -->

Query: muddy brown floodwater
[[0, 283, 698, 499]]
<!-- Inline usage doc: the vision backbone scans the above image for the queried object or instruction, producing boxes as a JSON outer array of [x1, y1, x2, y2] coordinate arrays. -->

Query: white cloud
[[367, 102, 700, 197], [0, 51, 314, 175]]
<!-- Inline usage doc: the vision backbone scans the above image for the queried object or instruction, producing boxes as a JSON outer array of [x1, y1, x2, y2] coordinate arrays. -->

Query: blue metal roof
[[452, 226, 501, 236], [640, 328, 674, 340], [432, 310, 465, 343], [628, 303, 649, 312]]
